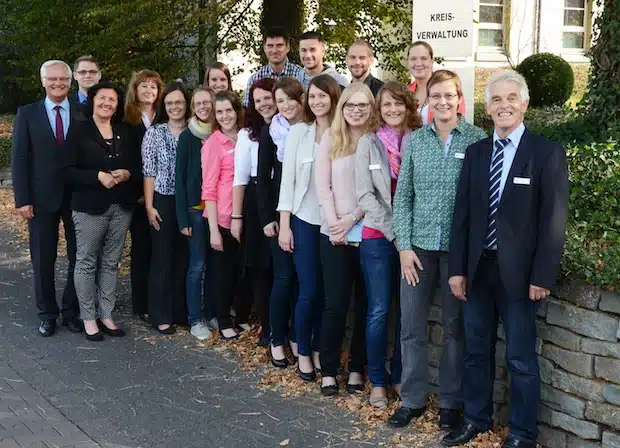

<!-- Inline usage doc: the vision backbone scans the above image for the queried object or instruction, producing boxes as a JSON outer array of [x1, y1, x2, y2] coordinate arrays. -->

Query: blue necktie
[[485, 138, 510, 250]]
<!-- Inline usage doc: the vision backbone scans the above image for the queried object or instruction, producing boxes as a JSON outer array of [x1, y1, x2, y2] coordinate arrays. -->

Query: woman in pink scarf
[[355, 81, 422, 408]]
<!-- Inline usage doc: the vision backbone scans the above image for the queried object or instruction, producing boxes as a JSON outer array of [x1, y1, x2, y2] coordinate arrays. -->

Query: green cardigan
[[175, 128, 207, 230]]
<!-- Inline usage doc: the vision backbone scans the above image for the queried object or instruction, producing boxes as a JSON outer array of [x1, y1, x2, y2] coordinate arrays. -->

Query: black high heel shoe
[[153, 324, 176, 335], [298, 368, 316, 382], [270, 345, 289, 369], [85, 331, 104, 342], [97, 320, 125, 337]]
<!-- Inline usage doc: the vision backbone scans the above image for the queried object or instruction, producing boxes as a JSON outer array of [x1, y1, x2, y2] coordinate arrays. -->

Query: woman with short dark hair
[[142, 81, 192, 334], [64, 81, 138, 341]]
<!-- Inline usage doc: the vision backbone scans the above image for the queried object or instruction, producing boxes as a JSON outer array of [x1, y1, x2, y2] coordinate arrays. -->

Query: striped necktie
[[484, 138, 510, 250]]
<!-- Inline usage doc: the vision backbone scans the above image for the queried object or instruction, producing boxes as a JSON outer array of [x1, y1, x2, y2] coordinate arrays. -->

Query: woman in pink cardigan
[[201, 90, 246, 340], [315, 83, 378, 396]]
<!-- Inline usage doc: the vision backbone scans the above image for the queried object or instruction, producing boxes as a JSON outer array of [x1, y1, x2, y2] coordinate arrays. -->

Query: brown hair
[[73, 55, 99, 71], [348, 39, 374, 58], [408, 40, 434, 59], [273, 76, 304, 103], [212, 90, 244, 132], [303, 74, 341, 124], [375, 81, 422, 132], [203, 62, 233, 91], [426, 69, 463, 97], [124, 69, 165, 125]]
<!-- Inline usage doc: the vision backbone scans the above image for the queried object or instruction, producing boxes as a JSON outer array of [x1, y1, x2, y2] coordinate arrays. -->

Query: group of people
[[11, 26, 569, 448]]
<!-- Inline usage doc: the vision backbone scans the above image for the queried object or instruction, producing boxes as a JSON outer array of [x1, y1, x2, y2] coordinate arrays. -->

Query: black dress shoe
[[62, 317, 84, 333], [38, 320, 56, 337], [321, 383, 339, 396], [97, 320, 125, 337], [442, 421, 483, 446], [85, 331, 104, 342], [298, 368, 316, 382], [387, 406, 425, 428], [503, 437, 536, 448], [439, 408, 462, 431], [346, 383, 365, 394]]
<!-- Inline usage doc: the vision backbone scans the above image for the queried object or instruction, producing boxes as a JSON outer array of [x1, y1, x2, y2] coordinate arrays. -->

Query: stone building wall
[[426, 283, 620, 448]]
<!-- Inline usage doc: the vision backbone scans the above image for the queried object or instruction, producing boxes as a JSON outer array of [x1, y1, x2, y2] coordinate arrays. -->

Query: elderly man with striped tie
[[444, 70, 569, 448]]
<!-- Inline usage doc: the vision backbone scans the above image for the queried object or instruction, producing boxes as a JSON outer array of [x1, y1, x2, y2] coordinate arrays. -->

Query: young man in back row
[[296, 31, 348, 90]]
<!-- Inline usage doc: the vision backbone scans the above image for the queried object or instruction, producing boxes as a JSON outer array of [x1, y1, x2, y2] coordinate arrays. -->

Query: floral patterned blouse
[[142, 123, 180, 196]]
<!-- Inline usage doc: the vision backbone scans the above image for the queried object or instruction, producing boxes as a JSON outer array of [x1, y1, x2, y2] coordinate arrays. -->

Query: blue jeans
[[464, 254, 539, 443], [291, 216, 324, 357], [269, 238, 296, 347], [360, 238, 402, 387], [185, 208, 209, 326]]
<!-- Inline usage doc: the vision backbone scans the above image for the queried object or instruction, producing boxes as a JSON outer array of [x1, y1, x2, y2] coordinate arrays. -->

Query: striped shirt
[[243, 59, 303, 106]]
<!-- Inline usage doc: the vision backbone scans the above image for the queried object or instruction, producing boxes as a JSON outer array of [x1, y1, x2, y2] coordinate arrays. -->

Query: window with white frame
[[478, 0, 505, 48], [563, 0, 587, 49]]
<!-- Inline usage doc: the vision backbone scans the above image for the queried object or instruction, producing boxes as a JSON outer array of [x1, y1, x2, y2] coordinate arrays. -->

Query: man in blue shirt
[[72, 55, 101, 104], [11, 60, 82, 337]]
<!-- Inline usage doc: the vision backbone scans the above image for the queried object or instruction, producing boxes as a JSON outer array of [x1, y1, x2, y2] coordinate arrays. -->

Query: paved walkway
[[0, 229, 440, 448]]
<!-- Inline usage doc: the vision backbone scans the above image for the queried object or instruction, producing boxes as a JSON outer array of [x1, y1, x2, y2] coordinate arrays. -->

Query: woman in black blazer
[[123, 70, 164, 322], [64, 81, 139, 341]]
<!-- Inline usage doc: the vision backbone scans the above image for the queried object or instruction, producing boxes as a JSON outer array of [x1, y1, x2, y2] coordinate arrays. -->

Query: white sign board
[[412, 0, 475, 58]]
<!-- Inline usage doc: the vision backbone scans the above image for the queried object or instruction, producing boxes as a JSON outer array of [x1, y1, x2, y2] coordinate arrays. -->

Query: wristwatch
[[349, 213, 358, 223]]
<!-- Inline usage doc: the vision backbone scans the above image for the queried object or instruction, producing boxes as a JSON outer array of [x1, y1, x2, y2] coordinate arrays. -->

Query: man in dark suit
[[443, 70, 569, 448], [11, 60, 83, 336]]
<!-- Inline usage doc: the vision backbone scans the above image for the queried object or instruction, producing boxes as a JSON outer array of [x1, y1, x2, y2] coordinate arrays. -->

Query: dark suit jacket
[[11, 99, 80, 212], [68, 90, 89, 121], [449, 128, 569, 296], [63, 119, 139, 214], [363, 73, 385, 97], [257, 124, 282, 228]]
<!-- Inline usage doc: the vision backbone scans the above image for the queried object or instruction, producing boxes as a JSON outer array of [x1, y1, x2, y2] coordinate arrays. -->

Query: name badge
[[369, 164, 381, 170], [301, 158, 314, 164], [454, 152, 465, 159], [227, 148, 234, 154], [514, 177, 531, 185]]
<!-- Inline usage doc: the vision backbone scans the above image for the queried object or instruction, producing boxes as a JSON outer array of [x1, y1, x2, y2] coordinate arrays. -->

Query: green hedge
[[0, 138, 10, 167]]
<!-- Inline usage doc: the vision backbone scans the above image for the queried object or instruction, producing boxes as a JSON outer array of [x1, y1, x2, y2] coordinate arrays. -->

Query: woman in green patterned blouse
[[389, 70, 488, 430]]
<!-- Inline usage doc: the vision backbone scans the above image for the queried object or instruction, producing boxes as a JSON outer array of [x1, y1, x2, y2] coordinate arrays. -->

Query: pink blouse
[[201, 130, 236, 229], [315, 130, 364, 237]]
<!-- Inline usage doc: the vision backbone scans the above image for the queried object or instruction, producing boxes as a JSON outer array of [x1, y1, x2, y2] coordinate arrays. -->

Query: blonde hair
[[330, 83, 378, 160]]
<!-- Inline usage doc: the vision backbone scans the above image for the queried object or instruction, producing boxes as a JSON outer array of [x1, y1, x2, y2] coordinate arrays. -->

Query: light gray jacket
[[355, 133, 395, 242]]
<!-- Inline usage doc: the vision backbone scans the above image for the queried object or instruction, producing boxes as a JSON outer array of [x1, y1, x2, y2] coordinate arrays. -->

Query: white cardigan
[[277, 121, 322, 225]]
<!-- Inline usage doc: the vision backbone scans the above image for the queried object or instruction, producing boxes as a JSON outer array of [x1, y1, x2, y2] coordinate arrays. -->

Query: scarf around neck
[[376, 125, 406, 179], [188, 116, 212, 141], [270, 113, 291, 162]]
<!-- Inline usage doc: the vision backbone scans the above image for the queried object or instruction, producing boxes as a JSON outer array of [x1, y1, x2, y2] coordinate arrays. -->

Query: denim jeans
[[360, 238, 402, 387], [400, 248, 463, 410], [464, 254, 540, 443], [186, 208, 208, 326], [291, 216, 324, 357], [268, 238, 296, 347]]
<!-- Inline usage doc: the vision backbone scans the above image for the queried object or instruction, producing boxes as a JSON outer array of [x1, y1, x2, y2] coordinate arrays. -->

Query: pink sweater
[[201, 130, 235, 229], [315, 130, 364, 236]]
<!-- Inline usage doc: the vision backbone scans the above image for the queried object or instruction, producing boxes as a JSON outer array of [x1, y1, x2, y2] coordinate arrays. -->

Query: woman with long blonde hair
[[315, 83, 377, 395]]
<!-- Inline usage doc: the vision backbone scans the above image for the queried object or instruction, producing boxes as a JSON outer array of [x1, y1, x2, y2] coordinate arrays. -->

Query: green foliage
[[259, 0, 304, 65], [309, 0, 412, 81], [0, 0, 259, 111], [579, 0, 620, 131], [517, 53, 574, 108], [561, 140, 620, 289], [0, 138, 10, 167]]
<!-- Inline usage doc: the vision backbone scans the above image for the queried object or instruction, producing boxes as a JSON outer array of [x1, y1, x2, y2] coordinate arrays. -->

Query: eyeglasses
[[194, 100, 212, 107], [429, 93, 459, 101], [343, 102, 370, 112], [164, 100, 186, 107], [77, 70, 99, 76], [44, 77, 71, 83]]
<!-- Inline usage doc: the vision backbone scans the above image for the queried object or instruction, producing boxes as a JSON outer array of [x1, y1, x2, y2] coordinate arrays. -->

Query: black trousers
[[238, 267, 272, 333], [211, 227, 247, 330], [148, 194, 187, 326], [28, 207, 78, 321], [130, 205, 151, 315], [319, 236, 367, 378]]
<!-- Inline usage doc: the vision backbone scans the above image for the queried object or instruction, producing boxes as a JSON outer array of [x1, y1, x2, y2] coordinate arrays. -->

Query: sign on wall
[[412, 0, 475, 58]]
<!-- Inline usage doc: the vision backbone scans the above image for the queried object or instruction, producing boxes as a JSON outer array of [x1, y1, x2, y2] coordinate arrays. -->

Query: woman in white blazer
[[355, 81, 422, 407], [277, 75, 342, 381]]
